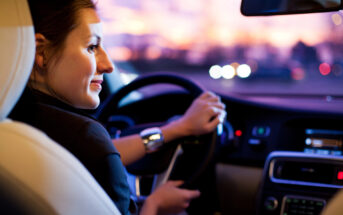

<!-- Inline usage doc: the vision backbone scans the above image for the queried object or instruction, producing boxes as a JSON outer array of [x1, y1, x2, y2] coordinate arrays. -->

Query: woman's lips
[[91, 80, 103, 84], [90, 80, 103, 91]]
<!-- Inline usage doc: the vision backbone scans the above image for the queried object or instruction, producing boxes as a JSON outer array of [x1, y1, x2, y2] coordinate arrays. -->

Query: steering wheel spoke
[[96, 73, 221, 196]]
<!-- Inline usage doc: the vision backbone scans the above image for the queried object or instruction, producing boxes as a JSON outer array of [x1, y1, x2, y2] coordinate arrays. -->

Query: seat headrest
[[0, 0, 35, 121]]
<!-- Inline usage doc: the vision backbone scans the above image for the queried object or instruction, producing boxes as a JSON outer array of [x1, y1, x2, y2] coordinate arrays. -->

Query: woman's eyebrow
[[91, 34, 101, 42]]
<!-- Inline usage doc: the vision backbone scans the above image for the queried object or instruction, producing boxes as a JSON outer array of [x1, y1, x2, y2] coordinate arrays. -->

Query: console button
[[264, 196, 278, 211], [282, 196, 325, 215], [252, 126, 270, 137]]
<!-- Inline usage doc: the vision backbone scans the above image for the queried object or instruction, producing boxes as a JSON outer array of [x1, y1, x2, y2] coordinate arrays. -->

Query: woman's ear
[[35, 33, 48, 69]]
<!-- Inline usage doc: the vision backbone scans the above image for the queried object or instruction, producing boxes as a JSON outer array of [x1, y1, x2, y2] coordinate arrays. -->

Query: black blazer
[[10, 88, 136, 215]]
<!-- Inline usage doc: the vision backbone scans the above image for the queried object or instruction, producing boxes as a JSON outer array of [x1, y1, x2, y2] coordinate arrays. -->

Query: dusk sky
[[94, 0, 343, 95], [96, 0, 338, 51]]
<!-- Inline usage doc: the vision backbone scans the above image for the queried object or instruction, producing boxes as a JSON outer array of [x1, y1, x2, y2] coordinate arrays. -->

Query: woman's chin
[[88, 98, 100, 109], [76, 96, 99, 109]]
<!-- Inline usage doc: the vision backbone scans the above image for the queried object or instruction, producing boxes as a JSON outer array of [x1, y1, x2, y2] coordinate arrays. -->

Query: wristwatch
[[140, 127, 164, 153]]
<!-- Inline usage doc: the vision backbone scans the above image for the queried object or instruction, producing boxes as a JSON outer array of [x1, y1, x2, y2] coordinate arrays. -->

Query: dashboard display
[[304, 129, 343, 156]]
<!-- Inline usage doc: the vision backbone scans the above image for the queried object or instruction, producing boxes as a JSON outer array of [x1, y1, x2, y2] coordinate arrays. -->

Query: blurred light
[[235, 130, 242, 137], [319, 63, 331, 76], [332, 13, 342, 26], [305, 138, 312, 145], [120, 73, 139, 85], [129, 19, 147, 34], [209, 65, 222, 79], [230, 62, 240, 69], [237, 64, 251, 78], [169, 28, 192, 48], [108, 47, 132, 61], [145, 46, 162, 60], [337, 171, 343, 180], [291, 68, 305, 81], [326, 95, 333, 102], [222, 65, 235, 79], [269, 30, 299, 47], [174, 0, 203, 13]]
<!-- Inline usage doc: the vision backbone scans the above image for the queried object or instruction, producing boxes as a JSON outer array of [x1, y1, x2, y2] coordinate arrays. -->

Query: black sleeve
[[79, 120, 119, 160], [79, 121, 136, 215], [89, 154, 133, 215]]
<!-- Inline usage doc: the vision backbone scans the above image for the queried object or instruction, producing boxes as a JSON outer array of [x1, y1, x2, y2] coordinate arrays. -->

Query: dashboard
[[217, 93, 343, 215], [102, 87, 343, 215], [218, 93, 343, 165]]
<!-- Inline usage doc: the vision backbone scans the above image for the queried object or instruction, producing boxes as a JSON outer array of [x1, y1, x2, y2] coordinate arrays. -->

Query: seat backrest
[[321, 189, 343, 215], [0, 0, 121, 214]]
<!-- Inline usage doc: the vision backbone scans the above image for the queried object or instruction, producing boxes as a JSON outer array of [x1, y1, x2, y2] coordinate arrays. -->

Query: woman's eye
[[87, 44, 98, 53]]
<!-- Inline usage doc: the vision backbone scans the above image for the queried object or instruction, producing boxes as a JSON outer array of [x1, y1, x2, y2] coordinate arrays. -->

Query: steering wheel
[[95, 73, 220, 196]]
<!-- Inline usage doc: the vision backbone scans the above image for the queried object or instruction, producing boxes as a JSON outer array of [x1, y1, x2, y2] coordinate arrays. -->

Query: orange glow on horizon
[[107, 47, 132, 62], [97, 0, 334, 59]]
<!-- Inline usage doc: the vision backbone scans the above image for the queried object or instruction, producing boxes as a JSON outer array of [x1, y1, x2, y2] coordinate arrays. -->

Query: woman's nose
[[97, 49, 114, 74]]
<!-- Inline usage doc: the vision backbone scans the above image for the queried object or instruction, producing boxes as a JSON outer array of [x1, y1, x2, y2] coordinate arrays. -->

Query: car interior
[[1, 0, 343, 215]]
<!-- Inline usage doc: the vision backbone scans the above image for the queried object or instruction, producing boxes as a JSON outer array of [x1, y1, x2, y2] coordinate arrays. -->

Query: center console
[[257, 151, 343, 215]]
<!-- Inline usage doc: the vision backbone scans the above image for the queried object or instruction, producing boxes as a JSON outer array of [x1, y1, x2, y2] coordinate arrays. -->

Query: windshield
[[98, 0, 343, 97]]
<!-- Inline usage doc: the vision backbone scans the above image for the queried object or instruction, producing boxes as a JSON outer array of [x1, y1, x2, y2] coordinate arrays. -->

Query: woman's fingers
[[167, 180, 184, 187], [200, 91, 220, 101], [208, 101, 226, 110], [206, 116, 221, 131], [184, 189, 201, 200], [179, 91, 227, 136]]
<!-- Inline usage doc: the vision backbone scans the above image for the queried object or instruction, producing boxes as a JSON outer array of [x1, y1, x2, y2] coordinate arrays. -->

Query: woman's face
[[46, 8, 113, 109]]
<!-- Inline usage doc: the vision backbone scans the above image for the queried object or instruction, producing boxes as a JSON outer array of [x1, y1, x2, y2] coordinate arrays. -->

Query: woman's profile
[[10, 0, 226, 214]]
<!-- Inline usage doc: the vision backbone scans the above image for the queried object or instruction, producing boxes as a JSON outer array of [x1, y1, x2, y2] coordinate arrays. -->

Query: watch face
[[140, 127, 164, 153]]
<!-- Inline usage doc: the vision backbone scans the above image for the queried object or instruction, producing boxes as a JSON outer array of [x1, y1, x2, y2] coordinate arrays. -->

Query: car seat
[[0, 0, 121, 214], [321, 188, 343, 214]]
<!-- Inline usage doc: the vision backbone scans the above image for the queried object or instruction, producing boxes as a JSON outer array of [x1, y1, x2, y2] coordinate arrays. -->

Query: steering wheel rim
[[95, 73, 219, 189], [95, 73, 204, 122]]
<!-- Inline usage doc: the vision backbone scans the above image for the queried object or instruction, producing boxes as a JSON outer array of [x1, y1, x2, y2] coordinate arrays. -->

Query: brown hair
[[29, 0, 96, 66]]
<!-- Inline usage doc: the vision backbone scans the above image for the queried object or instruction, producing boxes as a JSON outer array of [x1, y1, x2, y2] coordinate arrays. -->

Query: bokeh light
[[332, 13, 342, 26], [145, 46, 162, 60], [237, 64, 251, 78], [222, 65, 236, 79], [120, 73, 139, 85], [235, 130, 242, 137], [319, 63, 331, 76], [231, 62, 240, 69], [108, 47, 132, 61], [209, 65, 222, 79], [291, 68, 305, 81]]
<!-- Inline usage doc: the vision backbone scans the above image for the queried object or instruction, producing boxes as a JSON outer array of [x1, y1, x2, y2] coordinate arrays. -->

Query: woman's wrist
[[139, 118, 190, 154], [141, 195, 159, 215], [161, 118, 190, 143]]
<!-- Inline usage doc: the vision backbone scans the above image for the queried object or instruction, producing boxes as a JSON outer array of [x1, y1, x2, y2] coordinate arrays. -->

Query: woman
[[10, 0, 226, 214]]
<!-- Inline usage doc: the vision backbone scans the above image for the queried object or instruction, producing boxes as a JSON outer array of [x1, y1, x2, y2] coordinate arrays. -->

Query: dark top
[[10, 88, 136, 215]]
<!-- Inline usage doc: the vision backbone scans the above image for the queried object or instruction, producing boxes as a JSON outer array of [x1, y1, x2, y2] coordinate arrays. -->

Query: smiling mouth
[[91, 80, 103, 84], [90, 80, 103, 91]]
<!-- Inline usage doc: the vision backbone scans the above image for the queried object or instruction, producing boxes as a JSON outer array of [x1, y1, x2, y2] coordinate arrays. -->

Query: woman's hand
[[141, 180, 201, 215], [176, 91, 226, 136]]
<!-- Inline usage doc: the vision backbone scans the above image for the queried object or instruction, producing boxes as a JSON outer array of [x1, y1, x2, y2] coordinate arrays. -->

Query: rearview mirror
[[241, 0, 343, 16]]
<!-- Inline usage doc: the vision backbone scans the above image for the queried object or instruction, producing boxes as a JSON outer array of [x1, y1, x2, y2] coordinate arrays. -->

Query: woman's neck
[[28, 76, 73, 108], [28, 78, 53, 97]]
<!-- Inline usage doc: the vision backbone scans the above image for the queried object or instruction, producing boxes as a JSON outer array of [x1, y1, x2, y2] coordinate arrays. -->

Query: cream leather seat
[[321, 190, 343, 215], [0, 0, 120, 214]]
